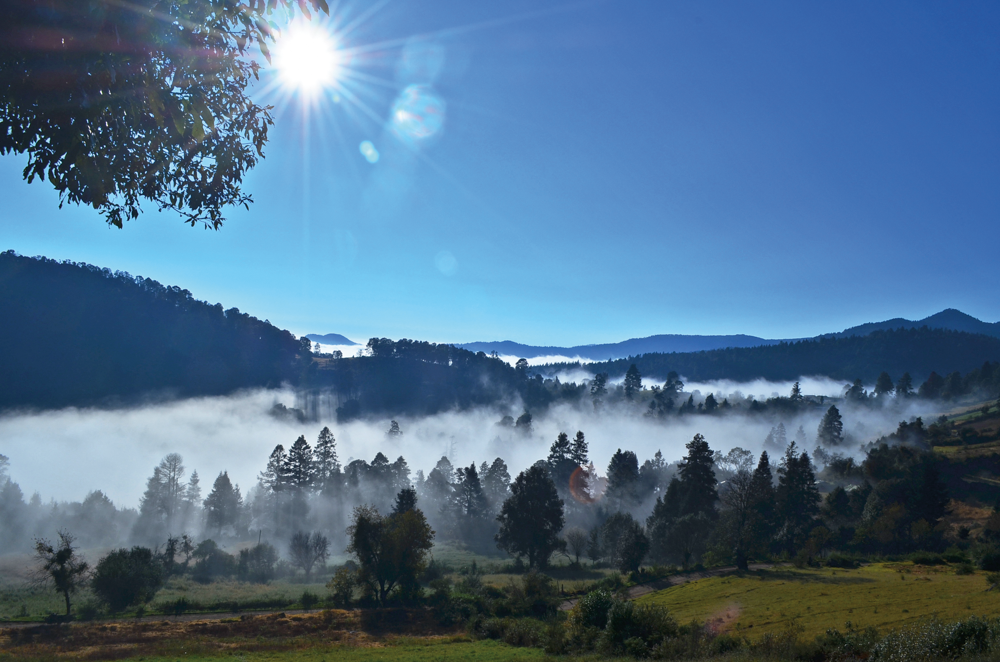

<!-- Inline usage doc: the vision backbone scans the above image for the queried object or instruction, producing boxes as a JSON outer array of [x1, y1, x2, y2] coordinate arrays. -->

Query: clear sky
[[2, 0, 998, 346]]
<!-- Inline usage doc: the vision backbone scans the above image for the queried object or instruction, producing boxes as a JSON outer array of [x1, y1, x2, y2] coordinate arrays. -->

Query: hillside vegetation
[[558, 327, 1000, 383]]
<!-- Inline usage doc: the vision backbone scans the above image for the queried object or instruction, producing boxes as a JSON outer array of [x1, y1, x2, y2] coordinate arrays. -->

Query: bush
[[238, 543, 278, 583], [909, 551, 947, 566], [601, 600, 678, 655], [75, 600, 101, 621], [979, 550, 1000, 572], [326, 565, 356, 608], [191, 541, 237, 583], [475, 617, 547, 647], [956, 562, 976, 575], [91, 547, 164, 612], [574, 589, 615, 629], [826, 552, 861, 568], [300, 590, 319, 610]]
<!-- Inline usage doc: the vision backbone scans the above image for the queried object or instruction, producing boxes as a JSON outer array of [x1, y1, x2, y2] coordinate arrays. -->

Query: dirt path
[[559, 563, 779, 611]]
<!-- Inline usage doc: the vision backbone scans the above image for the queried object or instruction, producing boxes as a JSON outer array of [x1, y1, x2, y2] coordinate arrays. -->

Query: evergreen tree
[[547, 432, 576, 489], [676, 434, 718, 519], [570, 431, 589, 466], [774, 422, 787, 449], [896, 372, 914, 398], [314, 427, 341, 495], [284, 436, 315, 492], [790, 381, 803, 403], [590, 373, 609, 409], [601, 512, 649, 573], [482, 458, 511, 514], [606, 449, 640, 511], [775, 442, 820, 551], [386, 420, 402, 437], [623, 364, 643, 400], [817, 405, 844, 446], [747, 450, 776, 553], [204, 471, 242, 534], [495, 465, 565, 569], [703, 393, 718, 412], [259, 445, 288, 493], [455, 463, 492, 551], [392, 487, 418, 515], [874, 372, 895, 397]]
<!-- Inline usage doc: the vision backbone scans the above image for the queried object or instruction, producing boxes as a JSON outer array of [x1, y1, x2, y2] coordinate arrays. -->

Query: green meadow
[[637, 562, 1000, 639]]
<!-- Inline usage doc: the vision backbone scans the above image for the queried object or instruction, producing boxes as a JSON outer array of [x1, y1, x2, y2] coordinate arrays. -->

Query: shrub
[[91, 547, 164, 612], [826, 552, 861, 568], [979, 550, 1000, 572], [574, 589, 615, 629], [190, 541, 237, 583], [326, 565, 356, 608], [601, 600, 678, 655], [908, 551, 946, 566], [300, 590, 319, 610], [956, 562, 975, 575], [238, 543, 278, 583]]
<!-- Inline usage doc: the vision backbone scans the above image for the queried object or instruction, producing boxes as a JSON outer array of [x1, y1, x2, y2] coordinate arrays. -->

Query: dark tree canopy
[[91, 546, 164, 612], [495, 465, 565, 569], [0, 0, 329, 228]]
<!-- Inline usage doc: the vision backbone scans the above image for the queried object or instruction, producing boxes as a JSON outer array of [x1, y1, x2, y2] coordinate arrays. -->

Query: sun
[[272, 21, 341, 94]]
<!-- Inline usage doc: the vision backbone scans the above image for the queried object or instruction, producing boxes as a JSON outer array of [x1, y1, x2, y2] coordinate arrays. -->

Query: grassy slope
[[637, 563, 1000, 639], [176, 639, 546, 662]]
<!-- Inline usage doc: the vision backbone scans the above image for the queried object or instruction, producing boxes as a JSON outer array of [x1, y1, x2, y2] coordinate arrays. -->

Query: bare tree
[[564, 527, 589, 565], [288, 531, 330, 581], [34, 531, 89, 618]]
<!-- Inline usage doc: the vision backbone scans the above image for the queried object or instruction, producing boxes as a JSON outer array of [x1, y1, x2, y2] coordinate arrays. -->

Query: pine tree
[[260, 445, 288, 493], [482, 458, 511, 514], [817, 405, 844, 446], [547, 432, 576, 489], [314, 427, 341, 495], [204, 471, 242, 534], [790, 381, 803, 403], [874, 372, 895, 397], [774, 423, 787, 449], [606, 449, 640, 511], [676, 434, 718, 519], [284, 436, 315, 492], [570, 431, 589, 466], [775, 443, 820, 551], [896, 373, 914, 398], [623, 364, 643, 400], [495, 466, 565, 569], [392, 487, 418, 514]]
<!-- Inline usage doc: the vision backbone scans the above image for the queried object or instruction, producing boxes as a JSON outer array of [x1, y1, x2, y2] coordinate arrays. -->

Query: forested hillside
[[561, 327, 1000, 383], [0, 251, 301, 409]]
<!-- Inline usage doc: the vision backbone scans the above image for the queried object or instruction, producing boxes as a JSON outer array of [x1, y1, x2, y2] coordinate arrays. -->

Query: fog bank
[[0, 384, 936, 509]]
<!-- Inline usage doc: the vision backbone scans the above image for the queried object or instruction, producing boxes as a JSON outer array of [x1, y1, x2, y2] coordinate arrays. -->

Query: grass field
[[637, 562, 1000, 639], [147, 639, 547, 662]]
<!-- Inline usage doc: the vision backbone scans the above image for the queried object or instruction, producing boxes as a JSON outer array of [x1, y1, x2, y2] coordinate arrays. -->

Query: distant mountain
[[458, 334, 782, 360], [831, 309, 1000, 340], [306, 333, 359, 346], [553, 327, 1000, 384], [460, 309, 1000, 362]]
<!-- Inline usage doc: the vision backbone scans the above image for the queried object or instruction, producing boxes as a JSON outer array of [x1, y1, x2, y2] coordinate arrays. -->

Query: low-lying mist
[[0, 381, 937, 510]]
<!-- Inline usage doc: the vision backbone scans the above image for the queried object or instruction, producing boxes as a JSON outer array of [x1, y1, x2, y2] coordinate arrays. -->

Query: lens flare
[[569, 464, 607, 504], [391, 84, 446, 142], [273, 21, 341, 94], [359, 140, 379, 163]]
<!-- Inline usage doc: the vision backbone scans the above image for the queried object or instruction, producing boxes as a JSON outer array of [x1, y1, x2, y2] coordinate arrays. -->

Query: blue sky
[[2, 0, 998, 346]]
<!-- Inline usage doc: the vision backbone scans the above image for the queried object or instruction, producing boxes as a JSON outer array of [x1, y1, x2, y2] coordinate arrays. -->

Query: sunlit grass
[[637, 562, 1000, 639]]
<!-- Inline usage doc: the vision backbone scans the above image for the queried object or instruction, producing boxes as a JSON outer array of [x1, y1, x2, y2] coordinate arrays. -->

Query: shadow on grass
[[748, 569, 875, 585], [544, 565, 606, 581]]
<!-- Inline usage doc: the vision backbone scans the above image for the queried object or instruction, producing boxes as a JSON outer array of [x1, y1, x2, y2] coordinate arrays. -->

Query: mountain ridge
[[456, 309, 1000, 361]]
